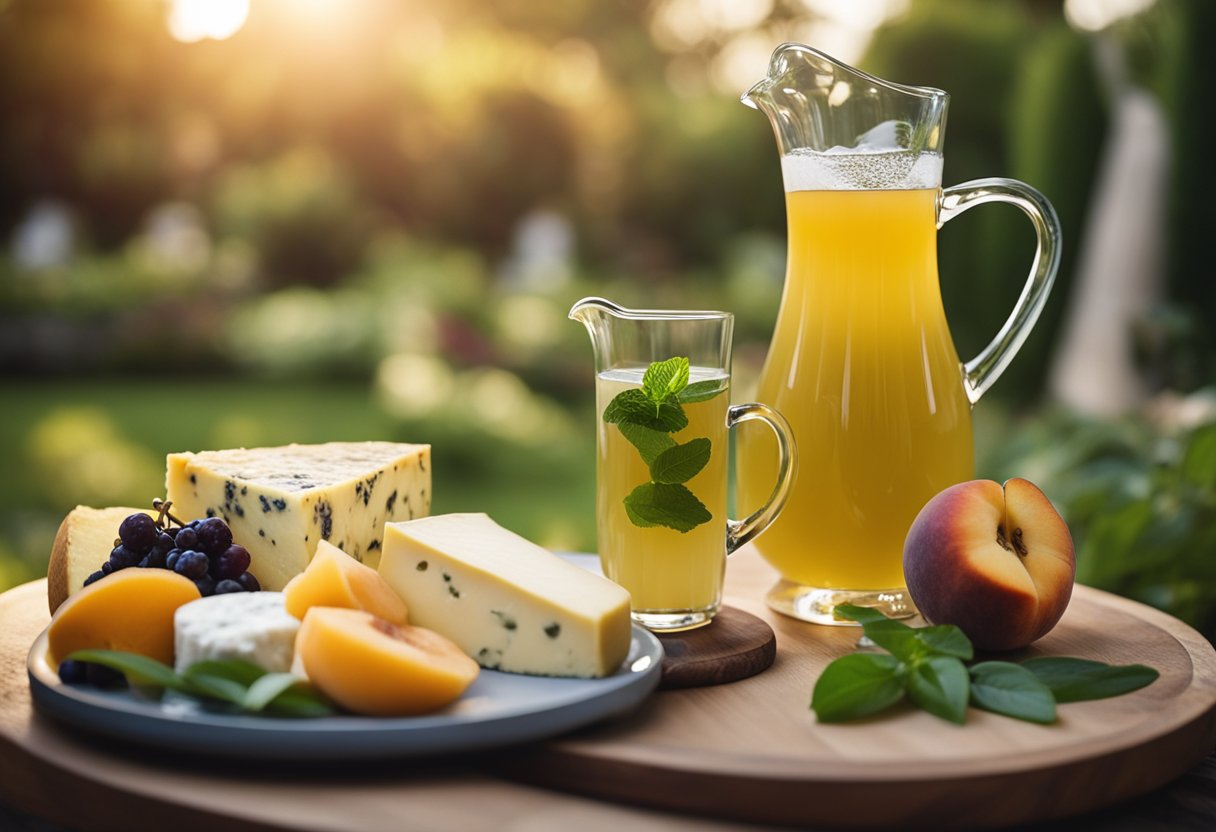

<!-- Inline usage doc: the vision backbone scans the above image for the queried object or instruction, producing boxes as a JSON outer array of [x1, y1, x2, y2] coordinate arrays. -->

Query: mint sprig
[[65, 649, 335, 717], [810, 605, 1158, 725], [604, 356, 723, 533]]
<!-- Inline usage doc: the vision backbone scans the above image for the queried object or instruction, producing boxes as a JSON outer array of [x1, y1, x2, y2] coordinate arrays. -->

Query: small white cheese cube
[[379, 513, 633, 678], [174, 591, 300, 673]]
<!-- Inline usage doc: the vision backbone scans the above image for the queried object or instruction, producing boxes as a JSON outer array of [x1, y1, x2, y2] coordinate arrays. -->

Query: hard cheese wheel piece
[[47, 506, 153, 614], [379, 513, 632, 678], [166, 441, 430, 591]]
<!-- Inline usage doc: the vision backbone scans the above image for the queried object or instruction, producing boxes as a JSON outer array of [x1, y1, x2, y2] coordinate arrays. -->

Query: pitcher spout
[[742, 43, 949, 168]]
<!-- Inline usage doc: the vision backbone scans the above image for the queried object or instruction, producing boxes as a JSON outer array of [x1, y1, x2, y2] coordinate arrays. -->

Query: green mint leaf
[[860, 619, 922, 662], [915, 625, 974, 661], [65, 649, 189, 692], [1021, 657, 1159, 703], [243, 672, 306, 712], [649, 438, 711, 484], [811, 653, 905, 723], [907, 656, 969, 725], [623, 482, 712, 532], [677, 379, 725, 404], [603, 388, 659, 425], [643, 356, 689, 402], [833, 604, 890, 625], [969, 661, 1057, 724], [264, 688, 336, 718], [603, 388, 688, 432], [616, 422, 676, 465]]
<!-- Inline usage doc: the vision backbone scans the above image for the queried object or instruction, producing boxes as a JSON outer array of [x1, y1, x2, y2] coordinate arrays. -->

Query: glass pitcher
[[736, 44, 1061, 624], [571, 298, 796, 631]]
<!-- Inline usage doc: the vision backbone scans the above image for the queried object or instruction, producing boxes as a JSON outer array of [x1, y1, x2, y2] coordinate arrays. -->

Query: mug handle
[[726, 403, 796, 554], [939, 178, 1062, 405]]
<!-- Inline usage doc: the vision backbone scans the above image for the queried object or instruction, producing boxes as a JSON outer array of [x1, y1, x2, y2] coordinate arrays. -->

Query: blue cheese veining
[[166, 441, 430, 590]]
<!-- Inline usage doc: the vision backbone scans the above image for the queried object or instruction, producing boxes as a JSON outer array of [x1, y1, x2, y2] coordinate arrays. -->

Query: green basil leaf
[[860, 619, 922, 662], [264, 688, 336, 718], [243, 673, 305, 712], [643, 356, 689, 402], [182, 672, 249, 705], [65, 649, 189, 692], [616, 421, 675, 465], [915, 625, 974, 661], [906, 656, 969, 725], [623, 482, 712, 532], [649, 438, 711, 485], [811, 653, 905, 723], [1021, 657, 1159, 703], [970, 661, 1057, 724], [833, 604, 890, 625], [183, 659, 268, 687], [677, 379, 725, 404]]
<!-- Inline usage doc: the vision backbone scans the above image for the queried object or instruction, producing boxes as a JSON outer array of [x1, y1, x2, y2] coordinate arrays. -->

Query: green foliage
[[981, 405, 1216, 639]]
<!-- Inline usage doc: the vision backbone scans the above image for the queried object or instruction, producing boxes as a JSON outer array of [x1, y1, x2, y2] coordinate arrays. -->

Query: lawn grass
[[0, 378, 598, 590]]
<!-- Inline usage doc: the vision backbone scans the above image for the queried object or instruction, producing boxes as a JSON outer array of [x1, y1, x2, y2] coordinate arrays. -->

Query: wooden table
[[3, 549, 1215, 832]]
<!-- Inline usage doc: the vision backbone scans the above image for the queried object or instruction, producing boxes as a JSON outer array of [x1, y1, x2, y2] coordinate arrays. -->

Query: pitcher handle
[[939, 178, 1062, 405], [726, 403, 796, 554]]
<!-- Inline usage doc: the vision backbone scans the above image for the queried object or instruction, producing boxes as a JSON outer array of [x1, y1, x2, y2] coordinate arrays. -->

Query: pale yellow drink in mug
[[596, 367, 730, 613]]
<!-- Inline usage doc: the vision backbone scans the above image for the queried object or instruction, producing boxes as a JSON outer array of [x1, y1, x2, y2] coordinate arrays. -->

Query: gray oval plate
[[27, 624, 662, 761]]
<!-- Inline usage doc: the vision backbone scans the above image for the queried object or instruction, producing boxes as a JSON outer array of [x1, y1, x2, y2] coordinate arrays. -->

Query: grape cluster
[[82, 510, 261, 598]]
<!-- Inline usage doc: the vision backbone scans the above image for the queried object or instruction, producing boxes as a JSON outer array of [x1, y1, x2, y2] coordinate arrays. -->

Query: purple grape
[[193, 574, 216, 596], [212, 544, 251, 581], [85, 663, 127, 689], [165, 549, 182, 570], [108, 545, 142, 570], [195, 518, 232, 555], [100, 561, 113, 575], [174, 550, 209, 580], [214, 579, 244, 594], [173, 527, 199, 551], [235, 571, 260, 592], [118, 513, 158, 553], [58, 659, 88, 685], [82, 570, 105, 588], [144, 548, 168, 569], [152, 532, 175, 556]]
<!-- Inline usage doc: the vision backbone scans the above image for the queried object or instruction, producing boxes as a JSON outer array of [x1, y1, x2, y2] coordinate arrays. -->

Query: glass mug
[[736, 44, 1061, 624], [571, 297, 796, 632]]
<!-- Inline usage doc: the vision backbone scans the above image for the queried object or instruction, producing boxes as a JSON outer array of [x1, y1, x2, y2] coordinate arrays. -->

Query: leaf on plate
[[1021, 657, 1159, 703]]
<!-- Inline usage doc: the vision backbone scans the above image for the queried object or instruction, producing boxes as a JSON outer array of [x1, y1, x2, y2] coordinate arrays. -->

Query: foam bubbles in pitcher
[[781, 148, 943, 192]]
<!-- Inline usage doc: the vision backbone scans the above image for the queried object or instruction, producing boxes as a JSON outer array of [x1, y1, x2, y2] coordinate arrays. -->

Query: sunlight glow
[[1065, 0, 1158, 31], [167, 0, 250, 43]]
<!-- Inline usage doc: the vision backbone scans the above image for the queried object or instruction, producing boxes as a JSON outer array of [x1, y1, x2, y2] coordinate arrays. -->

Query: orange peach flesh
[[283, 540, 408, 624], [47, 569, 202, 668], [296, 607, 478, 716]]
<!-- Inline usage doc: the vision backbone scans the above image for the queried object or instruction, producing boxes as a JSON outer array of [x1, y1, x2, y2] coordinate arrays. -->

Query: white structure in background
[[11, 201, 75, 271], [1047, 33, 1168, 415], [142, 202, 212, 273], [498, 209, 574, 292]]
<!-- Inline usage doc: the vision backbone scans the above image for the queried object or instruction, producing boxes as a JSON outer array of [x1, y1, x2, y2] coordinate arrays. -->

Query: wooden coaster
[[656, 606, 775, 689]]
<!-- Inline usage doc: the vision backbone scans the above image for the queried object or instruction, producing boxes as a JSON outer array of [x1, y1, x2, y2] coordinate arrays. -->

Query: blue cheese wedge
[[174, 592, 300, 673], [379, 513, 632, 678], [166, 442, 430, 591]]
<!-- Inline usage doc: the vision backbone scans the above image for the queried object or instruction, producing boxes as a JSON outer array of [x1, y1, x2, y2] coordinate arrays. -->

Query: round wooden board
[[501, 548, 1216, 829], [657, 606, 775, 689]]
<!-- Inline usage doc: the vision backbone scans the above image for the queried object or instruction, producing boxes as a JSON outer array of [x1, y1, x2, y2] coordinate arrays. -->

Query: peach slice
[[903, 478, 1075, 651], [283, 540, 408, 624], [47, 569, 202, 668], [295, 607, 479, 716]]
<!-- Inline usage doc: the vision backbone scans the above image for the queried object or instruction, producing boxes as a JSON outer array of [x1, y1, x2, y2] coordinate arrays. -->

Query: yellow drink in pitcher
[[738, 188, 974, 590], [596, 367, 729, 614]]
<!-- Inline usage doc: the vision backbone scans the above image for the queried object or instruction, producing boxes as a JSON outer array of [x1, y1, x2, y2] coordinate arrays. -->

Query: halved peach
[[283, 540, 408, 624], [47, 569, 202, 668], [295, 607, 478, 716]]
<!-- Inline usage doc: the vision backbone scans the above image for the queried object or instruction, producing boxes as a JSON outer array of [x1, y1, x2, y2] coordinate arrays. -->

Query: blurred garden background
[[1, 0, 1214, 636]]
